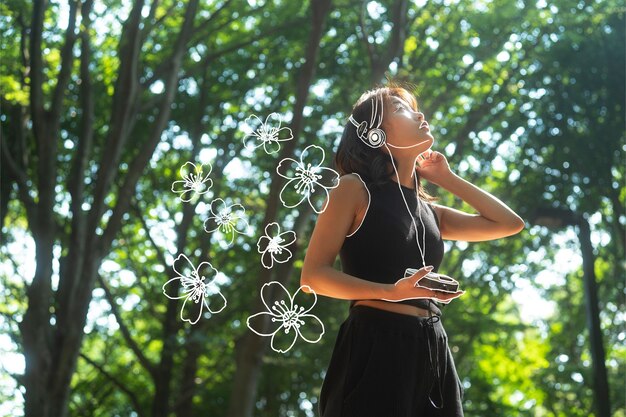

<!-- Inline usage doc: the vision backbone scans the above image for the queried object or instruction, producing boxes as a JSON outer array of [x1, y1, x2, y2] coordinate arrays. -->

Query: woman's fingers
[[411, 266, 434, 285]]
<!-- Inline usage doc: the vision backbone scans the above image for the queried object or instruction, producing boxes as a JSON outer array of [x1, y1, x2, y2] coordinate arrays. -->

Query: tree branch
[[357, 0, 376, 68], [54, 1, 97, 391], [87, 0, 144, 238], [99, 0, 200, 256], [96, 274, 157, 378], [130, 201, 168, 268], [28, 0, 46, 141], [381, 0, 408, 70], [0, 135, 37, 222], [79, 353, 145, 416], [50, 0, 79, 125]]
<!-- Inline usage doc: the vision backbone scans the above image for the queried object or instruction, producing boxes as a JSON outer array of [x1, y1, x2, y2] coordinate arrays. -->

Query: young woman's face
[[383, 95, 433, 153]]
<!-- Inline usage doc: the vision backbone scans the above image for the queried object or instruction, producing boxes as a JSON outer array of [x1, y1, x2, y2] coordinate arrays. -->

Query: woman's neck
[[389, 159, 417, 190]]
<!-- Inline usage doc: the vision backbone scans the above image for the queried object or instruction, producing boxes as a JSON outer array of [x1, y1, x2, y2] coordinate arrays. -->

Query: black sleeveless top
[[339, 173, 445, 313]]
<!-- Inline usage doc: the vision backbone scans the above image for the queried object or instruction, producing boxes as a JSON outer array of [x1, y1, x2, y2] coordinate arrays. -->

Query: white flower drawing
[[203, 198, 252, 246], [171, 161, 213, 202], [256, 222, 296, 269], [246, 281, 325, 353], [162, 254, 226, 324], [242, 113, 294, 154], [276, 144, 340, 214]]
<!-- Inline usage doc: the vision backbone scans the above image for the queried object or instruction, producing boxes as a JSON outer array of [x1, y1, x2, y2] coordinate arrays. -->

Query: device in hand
[[404, 267, 460, 293]]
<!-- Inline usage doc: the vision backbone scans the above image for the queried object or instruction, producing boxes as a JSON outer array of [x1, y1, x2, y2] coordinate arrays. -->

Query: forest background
[[1, 0, 624, 416]]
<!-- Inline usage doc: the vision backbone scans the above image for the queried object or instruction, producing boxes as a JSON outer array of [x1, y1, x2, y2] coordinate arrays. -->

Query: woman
[[300, 83, 525, 417]]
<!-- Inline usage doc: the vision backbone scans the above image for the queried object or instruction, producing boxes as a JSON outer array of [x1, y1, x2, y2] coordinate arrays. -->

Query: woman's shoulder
[[339, 172, 367, 186], [334, 173, 371, 210]]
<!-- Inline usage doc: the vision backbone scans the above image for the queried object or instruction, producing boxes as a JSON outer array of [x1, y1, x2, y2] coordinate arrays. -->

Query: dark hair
[[333, 80, 438, 203]]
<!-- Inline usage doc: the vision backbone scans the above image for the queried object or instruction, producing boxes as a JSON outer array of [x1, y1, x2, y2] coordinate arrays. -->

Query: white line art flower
[[256, 222, 296, 269], [162, 254, 226, 325], [171, 161, 213, 202], [276, 144, 340, 214], [242, 113, 294, 154], [246, 281, 325, 353], [203, 198, 252, 246]]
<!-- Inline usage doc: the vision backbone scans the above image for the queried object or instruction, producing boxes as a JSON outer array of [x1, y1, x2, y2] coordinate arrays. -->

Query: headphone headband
[[348, 96, 386, 148]]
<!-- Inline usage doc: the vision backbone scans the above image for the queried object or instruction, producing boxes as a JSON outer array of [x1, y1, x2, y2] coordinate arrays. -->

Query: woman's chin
[[416, 135, 434, 148]]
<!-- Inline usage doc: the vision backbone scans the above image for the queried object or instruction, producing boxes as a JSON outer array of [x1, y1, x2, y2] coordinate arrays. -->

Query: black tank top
[[339, 173, 445, 313]]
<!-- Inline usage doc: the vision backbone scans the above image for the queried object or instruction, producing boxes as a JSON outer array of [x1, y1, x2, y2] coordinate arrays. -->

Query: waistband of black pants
[[348, 303, 442, 330], [349, 299, 442, 316]]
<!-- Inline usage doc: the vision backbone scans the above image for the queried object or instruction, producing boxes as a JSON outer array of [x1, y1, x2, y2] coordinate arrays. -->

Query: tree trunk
[[20, 0, 202, 415], [226, 1, 332, 416]]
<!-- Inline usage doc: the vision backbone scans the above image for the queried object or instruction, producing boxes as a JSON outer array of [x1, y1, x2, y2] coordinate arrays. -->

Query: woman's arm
[[301, 174, 388, 299], [417, 151, 525, 242]]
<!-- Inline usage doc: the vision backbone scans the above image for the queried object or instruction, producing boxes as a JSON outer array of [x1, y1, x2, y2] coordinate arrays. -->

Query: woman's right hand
[[381, 265, 465, 303]]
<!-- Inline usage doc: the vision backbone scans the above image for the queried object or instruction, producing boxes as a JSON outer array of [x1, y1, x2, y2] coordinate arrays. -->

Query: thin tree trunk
[[226, 1, 332, 416]]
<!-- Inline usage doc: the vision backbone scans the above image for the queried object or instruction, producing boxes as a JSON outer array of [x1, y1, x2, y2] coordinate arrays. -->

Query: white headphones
[[348, 95, 387, 148], [348, 95, 430, 150]]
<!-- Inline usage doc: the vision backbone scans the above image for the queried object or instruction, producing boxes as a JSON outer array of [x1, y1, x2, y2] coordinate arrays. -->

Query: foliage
[[0, 0, 623, 416]]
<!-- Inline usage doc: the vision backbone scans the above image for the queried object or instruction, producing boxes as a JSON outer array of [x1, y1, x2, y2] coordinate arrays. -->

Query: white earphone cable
[[384, 142, 427, 267]]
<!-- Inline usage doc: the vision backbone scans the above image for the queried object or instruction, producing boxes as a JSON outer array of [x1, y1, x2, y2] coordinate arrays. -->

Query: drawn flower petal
[[162, 276, 188, 299], [308, 184, 331, 214], [276, 158, 301, 179], [210, 200, 228, 218], [270, 325, 299, 353], [299, 144, 325, 168], [204, 216, 221, 233], [261, 250, 274, 269], [171, 180, 191, 194], [274, 126, 294, 142], [246, 281, 326, 354], [246, 311, 284, 337], [314, 166, 340, 189], [272, 247, 292, 264], [222, 225, 236, 246], [180, 294, 204, 325], [263, 139, 281, 154], [264, 222, 281, 237], [204, 281, 227, 314], [297, 314, 325, 344], [278, 230, 296, 247], [200, 161, 213, 182], [290, 285, 317, 314], [278, 178, 308, 209], [243, 114, 265, 134], [179, 161, 198, 179], [234, 216, 250, 235], [243, 133, 266, 151], [172, 254, 195, 279], [230, 203, 246, 216], [264, 112, 283, 128], [257, 235, 271, 253], [196, 261, 218, 283], [260, 281, 292, 313]]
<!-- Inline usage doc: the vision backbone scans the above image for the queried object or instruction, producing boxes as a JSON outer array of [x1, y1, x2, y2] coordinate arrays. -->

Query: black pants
[[318, 305, 464, 417]]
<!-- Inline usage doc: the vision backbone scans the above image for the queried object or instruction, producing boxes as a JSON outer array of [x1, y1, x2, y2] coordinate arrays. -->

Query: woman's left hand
[[415, 150, 453, 185]]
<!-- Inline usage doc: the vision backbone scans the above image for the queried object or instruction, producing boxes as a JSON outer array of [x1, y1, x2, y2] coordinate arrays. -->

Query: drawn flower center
[[270, 300, 306, 333], [183, 172, 204, 191], [217, 212, 233, 226], [185, 272, 206, 303], [295, 163, 322, 195], [267, 236, 284, 253], [258, 125, 278, 143]]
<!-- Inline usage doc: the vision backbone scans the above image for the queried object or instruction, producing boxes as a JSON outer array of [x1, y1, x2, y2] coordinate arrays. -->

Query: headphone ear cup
[[367, 128, 386, 148]]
